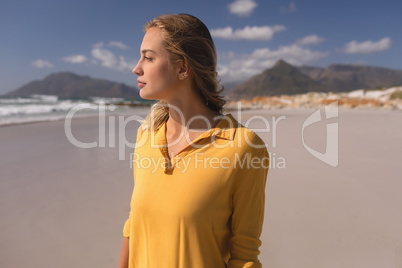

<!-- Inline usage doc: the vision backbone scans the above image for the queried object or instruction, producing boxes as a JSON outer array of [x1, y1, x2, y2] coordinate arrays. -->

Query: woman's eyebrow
[[141, 49, 156, 54]]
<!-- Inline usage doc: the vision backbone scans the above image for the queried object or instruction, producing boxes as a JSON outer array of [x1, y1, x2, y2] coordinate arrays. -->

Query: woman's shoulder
[[227, 115, 266, 146], [134, 121, 149, 142], [227, 116, 270, 175], [222, 114, 268, 158], [139, 121, 148, 132], [235, 124, 268, 154]]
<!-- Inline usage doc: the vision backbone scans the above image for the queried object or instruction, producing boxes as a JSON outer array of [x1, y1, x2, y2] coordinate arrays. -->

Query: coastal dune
[[0, 108, 401, 267]]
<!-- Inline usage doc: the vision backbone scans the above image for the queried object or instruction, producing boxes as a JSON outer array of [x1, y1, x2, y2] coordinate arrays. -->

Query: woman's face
[[132, 27, 182, 101]]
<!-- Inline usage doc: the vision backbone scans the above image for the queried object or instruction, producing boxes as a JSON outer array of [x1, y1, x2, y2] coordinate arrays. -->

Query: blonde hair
[[142, 13, 226, 131]]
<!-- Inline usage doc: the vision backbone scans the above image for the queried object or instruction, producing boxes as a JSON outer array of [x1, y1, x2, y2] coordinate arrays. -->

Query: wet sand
[[0, 108, 401, 268]]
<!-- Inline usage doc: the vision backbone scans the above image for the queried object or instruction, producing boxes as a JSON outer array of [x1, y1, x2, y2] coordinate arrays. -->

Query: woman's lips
[[137, 80, 146, 88]]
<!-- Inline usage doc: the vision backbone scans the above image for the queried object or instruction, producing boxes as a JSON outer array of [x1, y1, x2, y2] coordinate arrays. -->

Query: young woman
[[118, 13, 270, 268]]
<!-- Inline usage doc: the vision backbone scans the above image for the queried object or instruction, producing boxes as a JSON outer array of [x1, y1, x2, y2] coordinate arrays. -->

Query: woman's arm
[[228, 145, 269, 268], [118, 236, 129, 268]]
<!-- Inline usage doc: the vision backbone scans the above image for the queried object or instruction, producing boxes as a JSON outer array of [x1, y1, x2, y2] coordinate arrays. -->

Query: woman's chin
[[140, 90, 167, 101], [139, 90, 155, 100]]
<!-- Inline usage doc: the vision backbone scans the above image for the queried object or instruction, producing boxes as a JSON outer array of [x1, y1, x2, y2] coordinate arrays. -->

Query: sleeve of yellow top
[[123, 186, 135, 238], [122, 123, 145, 238], [123, 216, 130, 238], [228, 145, 269, 268]]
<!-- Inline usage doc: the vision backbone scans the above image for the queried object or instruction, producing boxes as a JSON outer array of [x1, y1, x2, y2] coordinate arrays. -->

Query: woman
[[118, 13, 269, 268]]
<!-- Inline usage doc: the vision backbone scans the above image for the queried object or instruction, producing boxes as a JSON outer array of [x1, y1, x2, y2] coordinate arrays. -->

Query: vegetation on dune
[[390, 91, 402, 100]]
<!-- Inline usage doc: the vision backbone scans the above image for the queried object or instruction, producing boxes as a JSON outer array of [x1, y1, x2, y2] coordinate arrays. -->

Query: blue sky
[[1, 0, 401, 94]]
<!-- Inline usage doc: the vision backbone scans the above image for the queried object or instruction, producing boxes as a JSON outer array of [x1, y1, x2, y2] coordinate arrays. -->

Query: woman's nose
[[132, 61, 143, 76]]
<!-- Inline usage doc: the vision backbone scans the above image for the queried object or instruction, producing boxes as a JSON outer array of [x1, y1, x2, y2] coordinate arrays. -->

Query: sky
[[1, 0, 401, 95]]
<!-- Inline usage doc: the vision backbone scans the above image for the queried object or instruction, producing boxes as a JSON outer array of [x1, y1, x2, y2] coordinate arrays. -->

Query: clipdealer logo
[[63, 100, 338, 168], [130, 152, 271, 174], [302, 101, 339, 167], [63, 101, 287, 166]]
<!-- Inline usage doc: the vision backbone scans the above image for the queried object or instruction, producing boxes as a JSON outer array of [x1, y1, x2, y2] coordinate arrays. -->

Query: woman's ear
[[178, 60, 190, 80]]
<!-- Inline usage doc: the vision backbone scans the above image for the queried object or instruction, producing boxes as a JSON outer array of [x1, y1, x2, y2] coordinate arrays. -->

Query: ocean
[[0, 95, 153, 126]]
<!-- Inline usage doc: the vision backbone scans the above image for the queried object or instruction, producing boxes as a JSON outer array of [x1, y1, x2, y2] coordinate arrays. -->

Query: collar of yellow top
[[154, 113, 237, 147]]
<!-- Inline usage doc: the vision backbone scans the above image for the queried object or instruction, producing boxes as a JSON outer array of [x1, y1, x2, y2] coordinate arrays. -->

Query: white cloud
[[340, 37, 391, 54], [218, 44, 328, 82], [93, 42, 104, 48], [93, 41, 129, 50], [117, 56, 135, 72], [63, 54, 88, 64], [296, 35, 325, 46], [280, 2, 297, 14], [252, 45, 328, 64], [91, 47, 135, 72], [228, 0, 257, 17], [32, 59, 53, 68], [108, 41, 129, 50], [92, 47, 118, 69], [211, 25, 286, 41]]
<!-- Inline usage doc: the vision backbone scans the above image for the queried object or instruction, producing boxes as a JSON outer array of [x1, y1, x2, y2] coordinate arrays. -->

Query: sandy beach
[[1, 108, 401, 268]]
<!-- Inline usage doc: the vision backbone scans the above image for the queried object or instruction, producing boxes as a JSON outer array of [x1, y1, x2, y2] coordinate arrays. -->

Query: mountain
[[296, 66, 325, 80], [298, 64, 402, 92], [227, 60, 322, 100], [3, 72, 141, 100], [221, 81, 242, 95], [226, 60, 402, 101]]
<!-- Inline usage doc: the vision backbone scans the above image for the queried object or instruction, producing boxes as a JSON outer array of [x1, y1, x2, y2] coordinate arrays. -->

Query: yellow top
[[123, 113, 269, 268]]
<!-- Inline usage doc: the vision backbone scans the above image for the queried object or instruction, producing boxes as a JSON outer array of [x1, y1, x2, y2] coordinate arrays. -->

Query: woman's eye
[[144, 56, 152, 61]]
